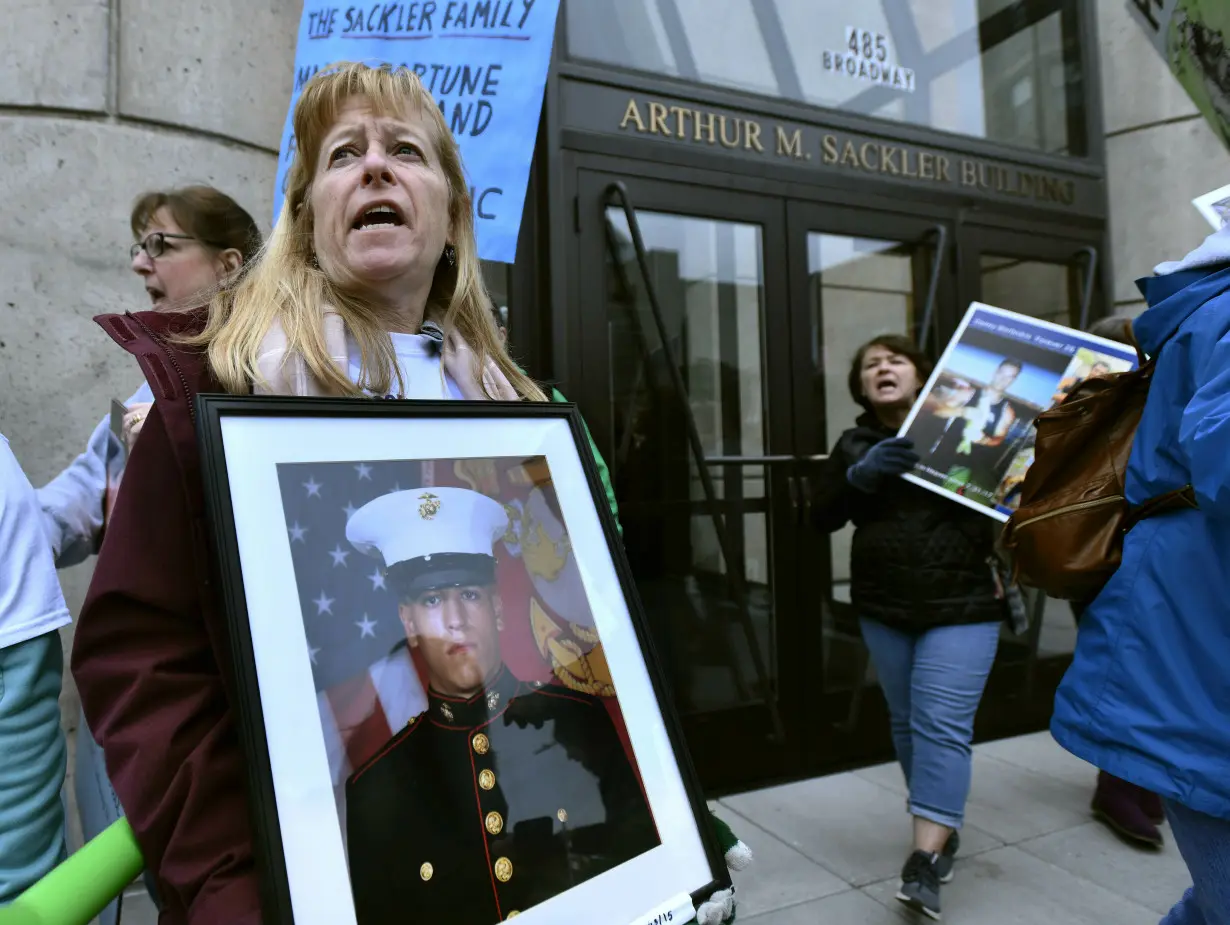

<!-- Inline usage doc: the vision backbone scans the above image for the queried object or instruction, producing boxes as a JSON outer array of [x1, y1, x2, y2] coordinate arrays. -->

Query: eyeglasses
[[129, 232, 201, 260]]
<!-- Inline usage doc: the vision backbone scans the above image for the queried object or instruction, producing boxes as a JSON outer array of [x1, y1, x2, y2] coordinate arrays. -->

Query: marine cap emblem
[[418, 492, 441, 520]]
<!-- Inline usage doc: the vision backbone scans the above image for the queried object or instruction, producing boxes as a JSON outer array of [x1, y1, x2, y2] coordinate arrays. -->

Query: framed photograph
[[194, 396, 729, 925], [897, 303, 1140, 521], [1193, 182, 1230, 230]]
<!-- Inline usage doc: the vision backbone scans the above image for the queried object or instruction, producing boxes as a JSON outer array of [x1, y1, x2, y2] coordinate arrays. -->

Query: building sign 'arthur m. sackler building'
[[570, 88, 1090, 212]]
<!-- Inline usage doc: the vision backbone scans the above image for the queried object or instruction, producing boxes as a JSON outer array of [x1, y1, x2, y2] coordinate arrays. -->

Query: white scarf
[[252, 307, 517, 400]]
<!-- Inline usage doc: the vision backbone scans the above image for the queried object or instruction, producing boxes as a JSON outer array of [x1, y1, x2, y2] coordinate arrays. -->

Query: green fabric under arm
[[0, 819, 144, 925], [550, 388, 622, 536]]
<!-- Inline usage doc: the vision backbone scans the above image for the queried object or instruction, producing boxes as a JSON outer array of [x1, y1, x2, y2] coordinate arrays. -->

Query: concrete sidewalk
[[716, 731, 1193, 924], [109, 731, 1192, 924]]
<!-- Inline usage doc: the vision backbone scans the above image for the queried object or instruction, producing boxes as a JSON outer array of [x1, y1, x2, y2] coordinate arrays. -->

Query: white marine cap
[[346, 486, 510, 595]]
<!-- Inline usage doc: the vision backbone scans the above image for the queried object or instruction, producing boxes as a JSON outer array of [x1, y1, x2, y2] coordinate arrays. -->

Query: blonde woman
[[71, 63, 743, 925]]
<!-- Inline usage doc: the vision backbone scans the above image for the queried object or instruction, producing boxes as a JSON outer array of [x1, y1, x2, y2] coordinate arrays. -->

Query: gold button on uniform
[[419, 862, 433, 881], [478, 769, 496, 790], [485, 811, 503, 835], [494, 857, 513, 882], [506, 913, 520, 919], [472, 733, 490, 755]]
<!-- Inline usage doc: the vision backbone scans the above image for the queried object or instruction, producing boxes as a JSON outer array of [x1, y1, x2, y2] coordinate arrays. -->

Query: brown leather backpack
[[1001, 321, 1196, 601]]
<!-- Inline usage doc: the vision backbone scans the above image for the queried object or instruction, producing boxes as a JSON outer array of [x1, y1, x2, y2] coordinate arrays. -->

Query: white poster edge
[[1192, 183, 1230, 231], [898, 471, 1010, 522], [626, 891, 696, 925]]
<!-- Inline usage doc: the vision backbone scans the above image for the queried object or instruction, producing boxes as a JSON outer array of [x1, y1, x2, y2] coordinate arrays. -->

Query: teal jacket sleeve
[[550, 388, 622, 536]]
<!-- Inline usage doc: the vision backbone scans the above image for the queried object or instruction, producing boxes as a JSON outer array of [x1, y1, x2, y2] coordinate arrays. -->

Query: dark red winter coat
[[72, 307, 264, 925]]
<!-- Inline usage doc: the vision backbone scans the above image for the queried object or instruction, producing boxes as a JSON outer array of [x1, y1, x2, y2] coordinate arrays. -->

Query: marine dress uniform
[[343, 486, 661, 924]]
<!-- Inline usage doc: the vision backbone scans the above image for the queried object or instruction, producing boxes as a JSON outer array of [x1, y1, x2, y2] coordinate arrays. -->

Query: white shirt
[[346, 332, 465, 400], [1, 435, 72, 649]]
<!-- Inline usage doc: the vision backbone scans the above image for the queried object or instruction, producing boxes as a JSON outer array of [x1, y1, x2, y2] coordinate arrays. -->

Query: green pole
[[0, 819, 144, 925]]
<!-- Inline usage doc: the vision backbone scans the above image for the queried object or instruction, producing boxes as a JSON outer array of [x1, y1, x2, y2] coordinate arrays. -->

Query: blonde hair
[[187, 61, 546, 402]]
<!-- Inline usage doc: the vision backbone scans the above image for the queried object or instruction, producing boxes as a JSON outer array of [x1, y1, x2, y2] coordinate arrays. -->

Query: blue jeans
[[1161, 799, 1230, 925], [859, 618, 1000, 829], [0, 632, 67, 904]]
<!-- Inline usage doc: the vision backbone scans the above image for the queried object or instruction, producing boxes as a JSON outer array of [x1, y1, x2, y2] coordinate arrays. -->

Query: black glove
[[846, 437, 919, 493]]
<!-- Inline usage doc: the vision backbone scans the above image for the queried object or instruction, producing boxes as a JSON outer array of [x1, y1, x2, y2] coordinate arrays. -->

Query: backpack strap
[[1125, 484, 1197, 531], [1123, 317, 1142, 360]]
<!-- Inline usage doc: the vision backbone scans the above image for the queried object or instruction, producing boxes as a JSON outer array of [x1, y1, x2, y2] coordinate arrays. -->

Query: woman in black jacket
[[813, 334, 1003, 921]]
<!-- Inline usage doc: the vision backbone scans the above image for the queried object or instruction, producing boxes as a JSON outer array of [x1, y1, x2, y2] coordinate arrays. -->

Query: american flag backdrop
[[276, 457, 430, 786], [275, 454, 640, 793]]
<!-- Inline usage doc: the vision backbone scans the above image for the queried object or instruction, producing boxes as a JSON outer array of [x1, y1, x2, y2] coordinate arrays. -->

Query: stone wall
[[1096, 0, 1230, 318], [0, 0, 299, 850]]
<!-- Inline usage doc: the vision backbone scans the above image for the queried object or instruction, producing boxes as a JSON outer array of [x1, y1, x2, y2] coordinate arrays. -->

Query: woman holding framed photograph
[[811, 333, 1004, 922], [70, 62, 742, 925]]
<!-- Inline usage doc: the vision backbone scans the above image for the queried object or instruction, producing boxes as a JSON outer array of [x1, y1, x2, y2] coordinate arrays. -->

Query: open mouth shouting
[[874, 373, 901, 397], [351, 202, 406, 231]]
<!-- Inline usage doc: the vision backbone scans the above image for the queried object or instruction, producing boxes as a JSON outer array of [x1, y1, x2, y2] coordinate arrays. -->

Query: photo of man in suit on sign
[[342, 485, 660, 925]]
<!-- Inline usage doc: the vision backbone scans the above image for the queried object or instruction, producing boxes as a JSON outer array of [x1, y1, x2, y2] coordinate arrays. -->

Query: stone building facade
[[0, 0, 297, 851], [1097, 0, 1230, 317]]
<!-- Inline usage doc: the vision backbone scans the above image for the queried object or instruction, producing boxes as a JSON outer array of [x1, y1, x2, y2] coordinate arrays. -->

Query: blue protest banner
[[273, 0, 560, 264]]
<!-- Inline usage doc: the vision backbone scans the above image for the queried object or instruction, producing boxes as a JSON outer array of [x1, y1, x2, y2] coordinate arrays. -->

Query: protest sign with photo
[[897, 303, 1140, 522]]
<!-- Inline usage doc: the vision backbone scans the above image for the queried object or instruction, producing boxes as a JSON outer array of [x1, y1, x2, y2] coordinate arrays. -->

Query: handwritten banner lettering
[[274, 0, 561, 263]]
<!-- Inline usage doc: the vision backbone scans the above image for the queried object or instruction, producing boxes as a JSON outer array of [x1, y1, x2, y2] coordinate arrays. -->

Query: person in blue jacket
[[1051, 221, 1230, 925]]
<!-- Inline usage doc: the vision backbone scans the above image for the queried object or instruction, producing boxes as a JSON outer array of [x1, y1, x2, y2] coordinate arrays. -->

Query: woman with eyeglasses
[[34, 184, 259, 918], [120, 188, 262, 450], [39, 185, 261, 564]]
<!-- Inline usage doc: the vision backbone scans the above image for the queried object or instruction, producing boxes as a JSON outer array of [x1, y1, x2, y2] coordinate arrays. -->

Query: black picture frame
[[194, 393, 731, 925]]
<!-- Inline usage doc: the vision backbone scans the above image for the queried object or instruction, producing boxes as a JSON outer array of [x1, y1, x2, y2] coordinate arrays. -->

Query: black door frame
[[957, 224, 1108, 330], [783, 202, 962, 775], [949, 221, 1111, 739], [563, 153, 1110, 794], [570, 160, 806, 792], [785, 201, 958, 459], [567, 156, 978, 791]]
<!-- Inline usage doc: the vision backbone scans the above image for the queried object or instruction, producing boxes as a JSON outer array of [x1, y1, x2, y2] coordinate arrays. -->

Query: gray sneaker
[[896, 850, 942, 920], [934, 830, 960, 883]]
